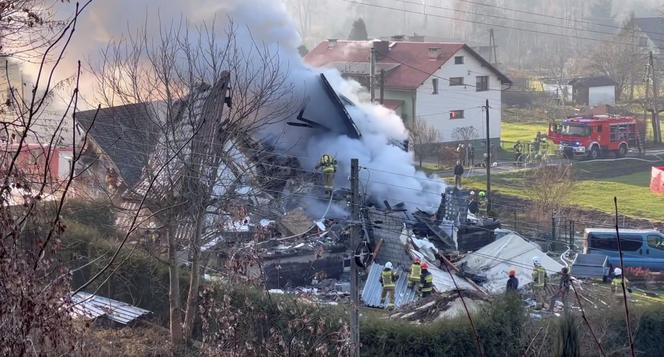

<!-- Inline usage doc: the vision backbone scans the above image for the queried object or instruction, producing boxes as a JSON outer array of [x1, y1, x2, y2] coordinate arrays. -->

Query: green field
[[461, 160, 664, 222], [500, 122, 549, 144]]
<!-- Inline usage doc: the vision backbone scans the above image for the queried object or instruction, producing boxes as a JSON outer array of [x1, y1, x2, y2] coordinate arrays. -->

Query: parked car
[[583, 228, 664, 271]]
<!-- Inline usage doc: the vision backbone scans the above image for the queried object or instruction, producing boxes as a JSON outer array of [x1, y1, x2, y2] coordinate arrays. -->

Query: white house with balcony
[[304, 39, 512, 144]]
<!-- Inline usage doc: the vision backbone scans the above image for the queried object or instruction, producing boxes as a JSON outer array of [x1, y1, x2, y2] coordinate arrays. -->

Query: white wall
[[588, 85, 615, 106], [415, 48, 503, 143], [58, 150, 73, 179]]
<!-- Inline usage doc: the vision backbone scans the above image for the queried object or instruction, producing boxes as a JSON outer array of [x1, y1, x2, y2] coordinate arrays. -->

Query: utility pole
[[489, 28, 498, 64], [379, 69, 385, 104], [484, 100, 492, 213], [370, 44, 376, 102], [650, 51, 661, 144], [350, 158, 360, 357]]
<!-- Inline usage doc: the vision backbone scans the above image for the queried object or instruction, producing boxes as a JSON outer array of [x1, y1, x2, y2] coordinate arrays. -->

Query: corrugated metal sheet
[[409, 249, 476, 292], [572, 254, 608, 279], [361, 262, 418, 308], [70, 292, 151, 325]]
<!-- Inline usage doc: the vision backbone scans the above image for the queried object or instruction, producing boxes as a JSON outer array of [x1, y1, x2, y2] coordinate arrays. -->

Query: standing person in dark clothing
[[506, 270, 519, 294], [549, 267, 572, 312], [453, 161, 464, 188]]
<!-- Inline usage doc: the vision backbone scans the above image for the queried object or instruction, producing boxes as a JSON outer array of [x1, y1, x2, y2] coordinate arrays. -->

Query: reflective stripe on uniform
[[421, 273, 433, 292], [381, 270, 395, 288], [532, 267, 546, 287], [409, 263, 421, 281]]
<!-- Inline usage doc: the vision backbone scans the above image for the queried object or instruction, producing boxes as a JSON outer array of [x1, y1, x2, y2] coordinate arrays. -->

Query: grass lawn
[[571, 174, 663, 221], [457, 163, 664, 222], [500, 122, 549, 144]]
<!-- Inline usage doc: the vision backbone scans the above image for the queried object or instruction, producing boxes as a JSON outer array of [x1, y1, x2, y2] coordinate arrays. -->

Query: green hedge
[[361, 296, 526, 357]]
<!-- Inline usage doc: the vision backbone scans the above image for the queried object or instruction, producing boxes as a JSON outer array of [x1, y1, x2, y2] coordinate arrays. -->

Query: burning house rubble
[[72, 23, 517, 314]]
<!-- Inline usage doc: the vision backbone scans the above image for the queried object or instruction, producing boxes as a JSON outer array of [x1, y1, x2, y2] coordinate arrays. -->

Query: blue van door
[[644, 234, 664, 270]]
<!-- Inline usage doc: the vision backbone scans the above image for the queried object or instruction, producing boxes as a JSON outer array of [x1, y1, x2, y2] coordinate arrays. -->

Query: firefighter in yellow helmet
[[611, 267, 631, 302], [531, 256, 548, 310], [408, 258, 422, 290], [316, 153, 337, 195], [380, 262, 398, 309]]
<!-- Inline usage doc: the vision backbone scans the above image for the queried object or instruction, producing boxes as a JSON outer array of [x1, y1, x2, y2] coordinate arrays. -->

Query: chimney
[[428, 47, 441, 59], [391, 34, 405, 41], [328, 39, 338, 48], [373, 40, 390, 59]]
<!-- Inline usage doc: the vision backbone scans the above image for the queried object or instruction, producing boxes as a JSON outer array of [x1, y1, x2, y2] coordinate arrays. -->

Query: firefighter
[[549, 267, 572, 312], [420, 262, 433, 298], [468, 191, 480, 215], [513, 141, 523, 165], [380, 262, 398, 309], [316, 153, 337, 195], [408, 258, 422, 289], [478, 191, 487, 216], [531, 256, 547, 310], [537, 138, 549, 162], [611, 267, 631, 301]]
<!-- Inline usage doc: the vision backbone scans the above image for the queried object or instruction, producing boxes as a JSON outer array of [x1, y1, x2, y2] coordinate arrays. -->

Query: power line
[[406, 0, 664, 39], [339, 0, 650, 47]]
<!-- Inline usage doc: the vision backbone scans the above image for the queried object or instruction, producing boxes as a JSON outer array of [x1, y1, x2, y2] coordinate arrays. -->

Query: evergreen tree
[[348, 18, 368, 40]]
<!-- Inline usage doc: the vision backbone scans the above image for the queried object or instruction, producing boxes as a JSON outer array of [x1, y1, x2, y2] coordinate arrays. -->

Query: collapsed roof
[[76, 73, 362, 190], [458, 233, 563, 293], [361, 207, 480, 308]]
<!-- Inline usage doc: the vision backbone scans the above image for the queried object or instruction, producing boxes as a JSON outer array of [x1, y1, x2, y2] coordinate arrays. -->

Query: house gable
[[415, 47, 503, 143], [304, 40, 511, 91]]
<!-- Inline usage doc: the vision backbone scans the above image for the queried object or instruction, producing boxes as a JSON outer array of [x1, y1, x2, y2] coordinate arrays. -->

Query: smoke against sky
[[30, 0, 663, 212], [47, 0, 445, 212]]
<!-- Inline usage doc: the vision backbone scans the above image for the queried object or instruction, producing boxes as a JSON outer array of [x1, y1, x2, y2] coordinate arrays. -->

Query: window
[[589, 233, 643, 251], [476, 76, 489, 92], [432, 78, 439, 94], [639, 36, 648, 47], [454, 56, 464, 64], [449, 77, 464, 86], [449, 110, 464, 119], [560, 124, 591, 136], [647, 235, 664, 251]]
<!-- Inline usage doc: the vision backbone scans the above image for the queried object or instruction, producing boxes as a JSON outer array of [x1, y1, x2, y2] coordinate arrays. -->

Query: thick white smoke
[[221, 0, 445, 212]]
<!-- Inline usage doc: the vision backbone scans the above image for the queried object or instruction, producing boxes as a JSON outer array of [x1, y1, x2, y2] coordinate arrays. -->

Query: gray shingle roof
[[366, 208, 411, 269], [635, 17, 664, 50], [76, 103, 160, 188]]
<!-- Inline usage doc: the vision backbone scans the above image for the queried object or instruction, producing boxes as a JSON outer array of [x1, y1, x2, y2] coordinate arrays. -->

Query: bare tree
[[409, 118, 439, 167], [0, 1, 99, 355], [83, 19, 297, 349], [587, 17, 644, 102], [0, 0, 66, 58], [525, 164, 576, 222], [451, 125, 479, 143]]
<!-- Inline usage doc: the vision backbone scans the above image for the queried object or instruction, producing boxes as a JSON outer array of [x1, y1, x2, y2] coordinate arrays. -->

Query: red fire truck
[[548, 115, 643, 159]]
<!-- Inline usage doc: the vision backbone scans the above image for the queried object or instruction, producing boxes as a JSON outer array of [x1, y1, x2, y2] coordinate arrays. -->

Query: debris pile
[[389, 291, 488, 324]]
